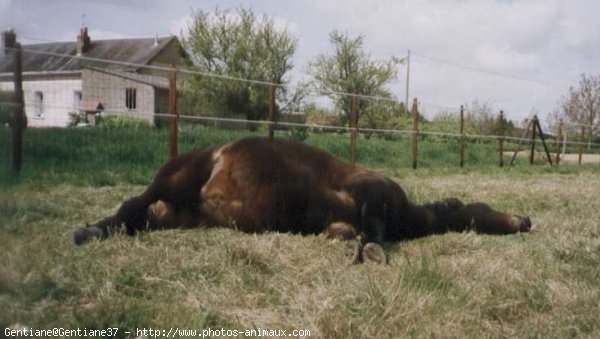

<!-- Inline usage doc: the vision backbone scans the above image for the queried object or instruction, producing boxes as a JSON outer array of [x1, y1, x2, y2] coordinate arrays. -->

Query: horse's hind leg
[[459, 203, 532, 234]]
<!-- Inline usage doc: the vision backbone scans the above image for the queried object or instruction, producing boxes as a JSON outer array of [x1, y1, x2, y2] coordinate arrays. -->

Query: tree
[[359, 99, 409, 132], [308, 31, 400, 126], [464, 100, 498, 136], [552, 74, 600, 147], [429, 111, 469, 135], [304, 103, 342, 128], [181, 7, 298, 122]]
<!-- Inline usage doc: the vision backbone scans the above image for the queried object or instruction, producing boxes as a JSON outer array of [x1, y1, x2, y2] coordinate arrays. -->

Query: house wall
[[82, 69, 155, 123], [0, 74, 81, 127]]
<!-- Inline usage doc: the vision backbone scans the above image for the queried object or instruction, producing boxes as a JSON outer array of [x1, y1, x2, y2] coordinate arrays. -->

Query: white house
[[0, 28, 186, 127]]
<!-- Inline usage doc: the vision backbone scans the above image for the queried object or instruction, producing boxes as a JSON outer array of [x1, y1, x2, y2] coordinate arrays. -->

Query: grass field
[[1, 126, 599, 338]]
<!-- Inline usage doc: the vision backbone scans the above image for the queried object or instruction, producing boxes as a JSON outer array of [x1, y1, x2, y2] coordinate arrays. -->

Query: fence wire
[[1, 44, 599, 183], [152, 113, 599, 148]]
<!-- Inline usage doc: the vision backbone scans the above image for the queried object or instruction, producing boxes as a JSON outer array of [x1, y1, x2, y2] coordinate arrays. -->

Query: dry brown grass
[[1, 169, 599, 338]]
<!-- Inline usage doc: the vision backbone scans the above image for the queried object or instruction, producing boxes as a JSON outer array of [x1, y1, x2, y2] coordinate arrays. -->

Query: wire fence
[[1, 39, 599, 182]]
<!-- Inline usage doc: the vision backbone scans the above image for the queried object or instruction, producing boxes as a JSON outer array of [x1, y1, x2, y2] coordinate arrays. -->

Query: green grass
[[1, 125, 600, 337], [0, 125, 257, 187], [3, 125, 595, 188]]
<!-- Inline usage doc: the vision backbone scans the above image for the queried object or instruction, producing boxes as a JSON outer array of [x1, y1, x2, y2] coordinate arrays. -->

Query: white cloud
[[304, 0, 598, 120], [474, 44, 538, 71], [0, 0, 15, 29], [272, 16, 299, 35], [169, 15, 193, 37], [89, 30, 132, 40], [57, 29, 131, 42], [5, 0, 598, 121], [169, 11, 299, 38]]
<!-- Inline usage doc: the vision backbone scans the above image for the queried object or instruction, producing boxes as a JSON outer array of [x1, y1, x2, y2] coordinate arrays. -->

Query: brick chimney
[[76, 27, 91, 55], [2, 30, 16, 55]]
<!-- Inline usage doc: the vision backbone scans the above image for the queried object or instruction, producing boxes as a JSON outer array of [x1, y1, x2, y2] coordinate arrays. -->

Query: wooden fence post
[[498, 110, 504, 167], [350, 93, 358, 164], [529, 116, 537, 165], [578, 124, 585, 165], [11, 41, 24, 179], [411, 98, 419, 169], [168, 66, 178, 159], [459, 105, 465, 167], [268, 81, 276, 141], [555, 119, 563, 166], [533, 115, 553, 166], [509, 119, 532, 166]]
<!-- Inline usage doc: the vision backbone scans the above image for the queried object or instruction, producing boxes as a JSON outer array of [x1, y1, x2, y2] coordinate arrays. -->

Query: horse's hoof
[[362, 242, 388, 265], [520, 216, 532, 232], [346, 240, 363, 265], [510, 215, 532, 233], [74, 228, 90, 245], [73, 226, 104, 245]]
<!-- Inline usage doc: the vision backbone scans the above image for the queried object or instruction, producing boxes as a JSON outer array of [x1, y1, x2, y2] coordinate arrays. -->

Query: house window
[[73, 90, 82, 110], [33, 91, 44, 118], [125, 88, 137, 110]]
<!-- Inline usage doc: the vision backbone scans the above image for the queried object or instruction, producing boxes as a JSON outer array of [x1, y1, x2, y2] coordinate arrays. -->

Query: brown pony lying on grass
[[74, 137, 531, 264]]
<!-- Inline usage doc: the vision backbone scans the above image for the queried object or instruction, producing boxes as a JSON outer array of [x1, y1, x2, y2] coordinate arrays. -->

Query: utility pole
[[404, 50, 410, 113], [411, 98, 419, 169], [3, 30, 25, 179], [498, 111, 504, 167]]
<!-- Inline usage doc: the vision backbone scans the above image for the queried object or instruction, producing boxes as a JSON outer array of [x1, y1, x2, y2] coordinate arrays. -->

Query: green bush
[[98, 115, 152, 129], [0, 90, 14, 126], [0, 108, 10, 126], [305, 106, 342, 128], [67, 111, 84, 127], [287, 127, 309, 142]]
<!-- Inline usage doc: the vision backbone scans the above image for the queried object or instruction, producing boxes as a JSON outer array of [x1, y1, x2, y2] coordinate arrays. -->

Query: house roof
[[0, 36, 180, 73]]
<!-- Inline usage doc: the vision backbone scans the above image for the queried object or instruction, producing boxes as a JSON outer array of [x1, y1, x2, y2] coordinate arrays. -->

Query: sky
[[1, 0, 599, 123]]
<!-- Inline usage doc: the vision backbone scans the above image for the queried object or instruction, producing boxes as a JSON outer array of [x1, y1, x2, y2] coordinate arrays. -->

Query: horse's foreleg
[[323, 221, 388, 265], [74, 189, 159, 245], [146, 201, 199, 231], [73, 215, 118, 245]]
